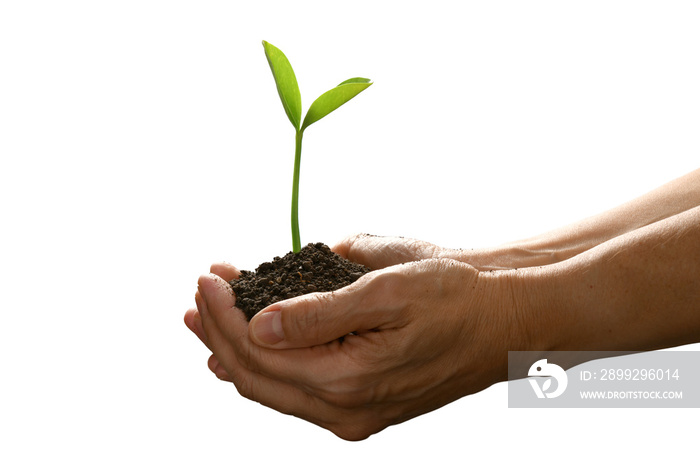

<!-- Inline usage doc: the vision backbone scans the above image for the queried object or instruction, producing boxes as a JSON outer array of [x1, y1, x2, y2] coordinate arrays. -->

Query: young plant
[[262, 40, 372, 253]]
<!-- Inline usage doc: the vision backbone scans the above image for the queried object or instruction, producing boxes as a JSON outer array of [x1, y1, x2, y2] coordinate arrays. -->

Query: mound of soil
[[230, 242, 370, 320]]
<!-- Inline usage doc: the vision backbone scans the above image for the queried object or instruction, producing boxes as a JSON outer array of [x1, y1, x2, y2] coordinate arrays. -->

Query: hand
[[185, 169, 700, 440], [183, 234, 446, 384], [184, 262, 240, 382], [333, 233, 443, 268], [334, 233, 558, 271], [192, 256, 529, 440]]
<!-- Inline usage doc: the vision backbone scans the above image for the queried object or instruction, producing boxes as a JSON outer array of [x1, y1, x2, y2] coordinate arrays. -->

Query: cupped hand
[[332, 233, 553, 271], [194, 257, 528, 440], [332, 234, 444, 269], [184, 262, 241, 382]]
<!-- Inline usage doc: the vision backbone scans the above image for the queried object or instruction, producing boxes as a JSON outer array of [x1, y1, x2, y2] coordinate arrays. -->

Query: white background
[[1, 1, 698, 464]]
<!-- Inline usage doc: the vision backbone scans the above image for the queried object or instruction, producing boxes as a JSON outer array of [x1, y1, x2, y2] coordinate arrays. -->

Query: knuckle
[[361, 268, 406, 308]]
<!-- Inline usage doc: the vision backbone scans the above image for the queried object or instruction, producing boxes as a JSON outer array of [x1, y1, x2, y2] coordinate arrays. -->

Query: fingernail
[[251, 310, 284, 345]]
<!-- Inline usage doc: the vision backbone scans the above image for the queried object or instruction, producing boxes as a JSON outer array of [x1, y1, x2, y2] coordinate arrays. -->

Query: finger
[[332, 234, 439, 269], [197, 273, 245, 337], [196, 282, 245, 372], [185, 263, 239, 349], [198, 273, 369, 392], [210, 262, 240, 281], [197, 289, 363, 436], [208, 354, 233, 382], [184, 307, 208, 347], [248, 271, 401, 349]]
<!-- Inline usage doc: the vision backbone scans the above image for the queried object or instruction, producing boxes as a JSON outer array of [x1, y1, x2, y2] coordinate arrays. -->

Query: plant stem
[[291, 129, 303, 253]]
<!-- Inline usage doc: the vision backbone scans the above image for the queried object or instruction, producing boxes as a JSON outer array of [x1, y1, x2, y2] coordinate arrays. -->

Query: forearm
[[457, 168, 700, 270], [526, 205, 700, 352]]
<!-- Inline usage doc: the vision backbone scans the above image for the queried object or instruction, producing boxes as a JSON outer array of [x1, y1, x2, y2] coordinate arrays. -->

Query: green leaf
[[262, 40, 302, 130], [338, 77, 372, 85], [301, 78, 372, 131]]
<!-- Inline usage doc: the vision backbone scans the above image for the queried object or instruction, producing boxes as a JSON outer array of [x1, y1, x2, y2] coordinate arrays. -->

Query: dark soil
[[229, 242, 371, 320]]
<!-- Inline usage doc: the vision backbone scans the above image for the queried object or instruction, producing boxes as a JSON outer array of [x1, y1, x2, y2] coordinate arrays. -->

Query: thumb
[[248, 280, 379, 349]]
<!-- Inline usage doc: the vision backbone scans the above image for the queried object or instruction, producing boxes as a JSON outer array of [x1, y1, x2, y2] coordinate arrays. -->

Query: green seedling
[[262, 40, 372, 253]]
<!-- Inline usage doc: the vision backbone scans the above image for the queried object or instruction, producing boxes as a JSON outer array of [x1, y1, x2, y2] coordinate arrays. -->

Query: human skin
[[346, 167, 700, 271], [184, 169, 700, 440]]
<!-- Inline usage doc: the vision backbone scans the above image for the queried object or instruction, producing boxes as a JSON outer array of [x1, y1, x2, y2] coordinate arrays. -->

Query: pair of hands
[[184, 235, 529, 440]]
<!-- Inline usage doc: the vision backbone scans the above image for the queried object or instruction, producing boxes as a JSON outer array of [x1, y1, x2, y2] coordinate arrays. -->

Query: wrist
[[488, 263, 597, 353], [512, 241, 678, 353], [465, 268, 556, 385]]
